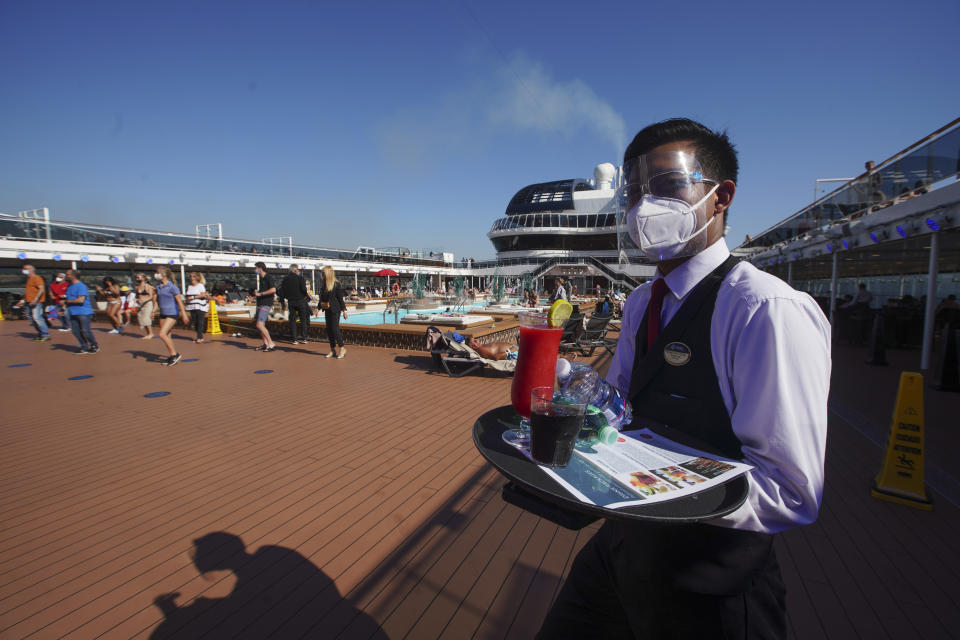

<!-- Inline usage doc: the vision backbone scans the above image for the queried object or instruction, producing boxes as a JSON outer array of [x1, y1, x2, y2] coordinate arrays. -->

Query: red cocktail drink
[[511, 314, 564, 420]]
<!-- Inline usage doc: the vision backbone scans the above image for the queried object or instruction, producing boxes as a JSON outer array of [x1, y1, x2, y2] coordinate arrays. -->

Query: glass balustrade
[[744, 123, 960, 249]]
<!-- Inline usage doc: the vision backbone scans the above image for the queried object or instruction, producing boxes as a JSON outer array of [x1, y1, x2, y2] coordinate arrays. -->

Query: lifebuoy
[[391, 282, 400, 295]]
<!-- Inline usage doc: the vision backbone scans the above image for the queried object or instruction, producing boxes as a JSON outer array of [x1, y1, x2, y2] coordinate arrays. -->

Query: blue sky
[[2, 0, 958, 260]]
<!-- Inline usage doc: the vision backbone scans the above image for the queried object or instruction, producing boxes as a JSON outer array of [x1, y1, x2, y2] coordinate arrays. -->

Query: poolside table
[[473, 406, 748, 530]]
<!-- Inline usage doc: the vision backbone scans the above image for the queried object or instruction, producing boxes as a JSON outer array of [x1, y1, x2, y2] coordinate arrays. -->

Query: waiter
[[537, 119, 831, 638]]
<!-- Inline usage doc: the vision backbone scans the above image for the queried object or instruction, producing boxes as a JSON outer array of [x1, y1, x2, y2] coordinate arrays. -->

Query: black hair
[[254, 261, 267, 270], [103, 277, 117, 285], [624, 118, 738, 183], [624, 118, 739, 222]]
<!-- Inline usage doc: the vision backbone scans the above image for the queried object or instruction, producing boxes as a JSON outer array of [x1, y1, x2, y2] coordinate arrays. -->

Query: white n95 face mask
[[626, 184, 719, 262]]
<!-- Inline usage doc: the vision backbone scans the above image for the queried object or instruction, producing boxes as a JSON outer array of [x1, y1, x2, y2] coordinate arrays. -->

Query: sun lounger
[[426, 326, 516, 378], [566, 312, 616, 356], [557, 313, 586, 353]]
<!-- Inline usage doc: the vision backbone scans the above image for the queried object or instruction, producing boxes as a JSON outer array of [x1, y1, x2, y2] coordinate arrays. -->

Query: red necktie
[[647, 278, 669, 349]]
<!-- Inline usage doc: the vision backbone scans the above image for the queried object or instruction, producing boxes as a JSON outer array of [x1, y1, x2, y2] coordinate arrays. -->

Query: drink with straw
[[507, 301, 572, 444]]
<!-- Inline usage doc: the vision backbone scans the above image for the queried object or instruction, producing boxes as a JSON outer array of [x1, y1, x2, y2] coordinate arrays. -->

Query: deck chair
[[558, 313, 586, 354], [571, 313, 616, 356], [426, 326, 515, 378]]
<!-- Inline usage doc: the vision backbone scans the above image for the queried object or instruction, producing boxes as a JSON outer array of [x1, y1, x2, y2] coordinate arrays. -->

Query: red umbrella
[[372, 268, 398, 277]]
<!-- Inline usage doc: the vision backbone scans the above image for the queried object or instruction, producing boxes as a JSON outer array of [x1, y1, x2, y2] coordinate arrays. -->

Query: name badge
[[663, 341, 691, 366]]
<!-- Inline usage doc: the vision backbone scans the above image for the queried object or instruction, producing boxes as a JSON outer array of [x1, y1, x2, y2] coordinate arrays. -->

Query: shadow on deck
[[0, 321, 958, 639]]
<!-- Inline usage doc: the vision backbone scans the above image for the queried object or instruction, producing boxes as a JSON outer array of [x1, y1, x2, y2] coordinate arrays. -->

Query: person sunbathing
[[468, 336, 518, 361]]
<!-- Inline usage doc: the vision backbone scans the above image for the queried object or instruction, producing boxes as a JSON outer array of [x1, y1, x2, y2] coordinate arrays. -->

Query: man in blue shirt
[[64, 269, 99, 354]]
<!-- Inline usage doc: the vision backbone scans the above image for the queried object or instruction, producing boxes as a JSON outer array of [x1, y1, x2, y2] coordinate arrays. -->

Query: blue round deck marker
[[144, 391, 171, 398], [183, 358, 199, 363], [68, 375, 93, 380], [8, 363, 32, 368], [254, 369, 273, 374]]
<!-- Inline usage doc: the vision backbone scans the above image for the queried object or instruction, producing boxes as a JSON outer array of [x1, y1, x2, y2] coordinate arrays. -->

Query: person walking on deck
[[14, 263, 49, 341], [153, 266, 189, 366], [63, 269, 99, 354], [537, 118, 831, 639], [134, 274, 156, 339], [185, 272, 209, 344], [253, 262, 277, 352], [279, 264, 310, 344], [317, 265, 348, 358], [97, 277, 123, 334], [49, 272, 71, 332]]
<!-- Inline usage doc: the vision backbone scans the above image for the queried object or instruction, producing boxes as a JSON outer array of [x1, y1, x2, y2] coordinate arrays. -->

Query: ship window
[[549, 214, 559, 227]]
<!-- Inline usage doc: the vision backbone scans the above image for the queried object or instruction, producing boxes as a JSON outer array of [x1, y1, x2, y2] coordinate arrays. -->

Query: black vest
[[628, 256, 742, 459], [616, 256, 784, 621]]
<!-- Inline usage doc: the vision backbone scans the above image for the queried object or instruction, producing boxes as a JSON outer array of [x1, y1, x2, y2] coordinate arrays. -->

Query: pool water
[[316, 304, 492, 326]]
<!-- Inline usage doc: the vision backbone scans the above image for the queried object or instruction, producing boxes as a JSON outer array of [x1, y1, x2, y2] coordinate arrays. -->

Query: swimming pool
[[315, 304, 493, 326]]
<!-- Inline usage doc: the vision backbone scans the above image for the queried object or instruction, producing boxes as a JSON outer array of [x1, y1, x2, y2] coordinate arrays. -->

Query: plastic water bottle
[[578, 407, 620, 445], [555, 359, 633, 431]]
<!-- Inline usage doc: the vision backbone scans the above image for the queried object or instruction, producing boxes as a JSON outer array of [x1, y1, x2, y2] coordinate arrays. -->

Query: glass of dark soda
[[529, 386, 586, 467]]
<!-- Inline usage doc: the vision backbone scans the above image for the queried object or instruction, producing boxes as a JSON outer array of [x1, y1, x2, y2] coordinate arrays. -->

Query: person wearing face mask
[[63, 269, 99, 354], [134, 273, 156, 339], [49, 272, 72, 331], [14, 264, 49, 341], [537, 119, 831, 639]]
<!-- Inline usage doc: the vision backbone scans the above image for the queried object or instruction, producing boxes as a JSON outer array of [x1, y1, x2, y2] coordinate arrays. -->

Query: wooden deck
[[0, 322, 958, 639]]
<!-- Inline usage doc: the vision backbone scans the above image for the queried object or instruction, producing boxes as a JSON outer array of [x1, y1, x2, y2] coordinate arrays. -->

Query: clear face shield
[[616, 150, 720, 263]]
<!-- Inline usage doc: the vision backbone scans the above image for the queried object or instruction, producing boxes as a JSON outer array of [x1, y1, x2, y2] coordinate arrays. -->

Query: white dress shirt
[[607, 238, 832, 534]]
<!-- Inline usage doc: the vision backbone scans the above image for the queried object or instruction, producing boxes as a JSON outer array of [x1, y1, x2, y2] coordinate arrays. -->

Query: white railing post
[[829, 251, 839, 328], [921, 232, 940, 371]]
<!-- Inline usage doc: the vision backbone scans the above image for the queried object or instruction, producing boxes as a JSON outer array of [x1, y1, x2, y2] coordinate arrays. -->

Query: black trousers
[[325, 310, 343, 348], [288, 300, 310, 340], [537, 520, 786, 639], [190, 309, 206, 340]]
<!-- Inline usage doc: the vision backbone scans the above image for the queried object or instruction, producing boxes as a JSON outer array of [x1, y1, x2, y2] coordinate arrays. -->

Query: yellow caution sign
[[206, 300, 223, 335], [871, 372, 932, 510]]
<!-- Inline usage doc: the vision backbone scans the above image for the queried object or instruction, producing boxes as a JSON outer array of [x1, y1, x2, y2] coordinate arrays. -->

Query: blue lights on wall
[[111, 256, 120, 263], [926, 218, 940, 232], [826, 243, 833, 253], [81, 256, 89, 262], [896, 225, 907, 238], [168, 259, 175, 265], [53, 254, 62, 261], [869, 232, 880, 243], [147, 258, 154, 264], [17, 252, 26, 260], [842, 240, 850, 250]]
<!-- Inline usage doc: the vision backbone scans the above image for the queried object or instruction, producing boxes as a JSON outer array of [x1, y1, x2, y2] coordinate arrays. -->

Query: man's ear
[[713, 180, 736, 219]]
